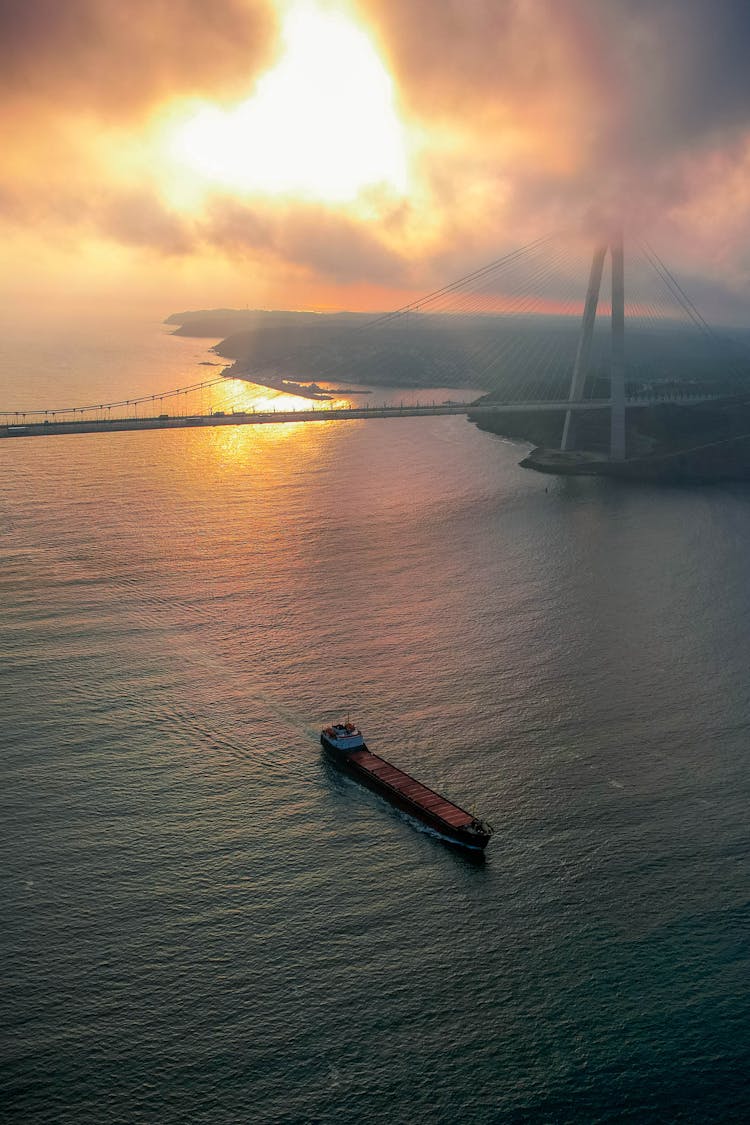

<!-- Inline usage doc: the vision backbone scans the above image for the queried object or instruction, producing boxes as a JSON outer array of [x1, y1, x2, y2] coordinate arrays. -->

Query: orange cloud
[[0, 0, 276, 119], [1, 0, 750, 318]]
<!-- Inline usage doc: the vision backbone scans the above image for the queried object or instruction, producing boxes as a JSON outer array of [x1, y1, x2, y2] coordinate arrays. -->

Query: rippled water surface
[[2, 322, 750, 1123]]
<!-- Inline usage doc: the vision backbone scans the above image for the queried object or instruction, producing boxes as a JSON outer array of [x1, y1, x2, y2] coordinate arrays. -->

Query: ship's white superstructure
[[321, 722, 365, 751]]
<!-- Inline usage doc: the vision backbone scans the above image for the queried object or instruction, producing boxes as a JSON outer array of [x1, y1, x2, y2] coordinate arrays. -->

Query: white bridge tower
[[561, 232, 626, 460]]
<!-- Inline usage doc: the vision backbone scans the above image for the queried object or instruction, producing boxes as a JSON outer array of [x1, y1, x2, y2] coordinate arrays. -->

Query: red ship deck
[[348, 749, 473, 829]]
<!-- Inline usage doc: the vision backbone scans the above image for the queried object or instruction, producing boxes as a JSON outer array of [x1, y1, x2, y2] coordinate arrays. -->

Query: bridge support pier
[[610, 231, 626, 461], [561, 245, 606, 452], [561, 232, 626, 460]]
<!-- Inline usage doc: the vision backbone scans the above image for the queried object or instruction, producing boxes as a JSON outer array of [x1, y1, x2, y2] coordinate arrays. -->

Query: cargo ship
[[321, 721, 494, 850]]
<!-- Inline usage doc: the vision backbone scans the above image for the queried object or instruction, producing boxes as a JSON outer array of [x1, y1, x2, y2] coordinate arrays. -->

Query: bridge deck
[[1, 396, 714, 439]]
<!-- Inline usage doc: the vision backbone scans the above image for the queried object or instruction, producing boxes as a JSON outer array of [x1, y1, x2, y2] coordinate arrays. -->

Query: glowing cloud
[[166, 1, 408, 203], [3, 0, 750, 318]]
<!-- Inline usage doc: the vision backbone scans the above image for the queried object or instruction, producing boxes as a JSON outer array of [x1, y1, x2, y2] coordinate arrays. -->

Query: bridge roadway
[[1, 396, 672, 440], [1, 393, 713, 440]]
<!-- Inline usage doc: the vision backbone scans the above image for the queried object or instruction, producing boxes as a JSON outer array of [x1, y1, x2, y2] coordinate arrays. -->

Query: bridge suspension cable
[[3, 375, 229, 420], [6, 229, 748, 424], [358, 233, 560, 330]]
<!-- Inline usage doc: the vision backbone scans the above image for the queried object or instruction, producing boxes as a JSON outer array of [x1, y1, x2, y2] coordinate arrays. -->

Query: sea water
[[1, 316, 749, 1123]]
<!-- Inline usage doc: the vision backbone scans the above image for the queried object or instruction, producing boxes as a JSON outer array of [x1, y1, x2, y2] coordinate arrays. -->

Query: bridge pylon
[[561, 232, 626, 460]]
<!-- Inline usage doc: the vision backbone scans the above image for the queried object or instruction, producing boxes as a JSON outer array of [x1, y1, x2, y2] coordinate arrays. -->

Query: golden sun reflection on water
[[178, 402, 359, 485], [213, 377, 365, 415], [213, 378, 345, 417], [155, 375, 377, 488], [206, 417, 314, 462]]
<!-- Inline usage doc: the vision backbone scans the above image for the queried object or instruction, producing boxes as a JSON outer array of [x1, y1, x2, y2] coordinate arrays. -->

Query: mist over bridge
[[2, 230, 744, 458]]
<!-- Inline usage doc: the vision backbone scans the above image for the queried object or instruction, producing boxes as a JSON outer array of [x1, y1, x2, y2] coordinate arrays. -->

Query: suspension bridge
[[2, 230, 744, 461]]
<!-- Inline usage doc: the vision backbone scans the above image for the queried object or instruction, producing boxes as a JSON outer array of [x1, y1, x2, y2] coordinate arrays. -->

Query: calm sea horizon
[[2, 317, 749, 1123]]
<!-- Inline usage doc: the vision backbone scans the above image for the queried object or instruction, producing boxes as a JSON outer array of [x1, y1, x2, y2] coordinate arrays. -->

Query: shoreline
[[224, 369, 373, 401]]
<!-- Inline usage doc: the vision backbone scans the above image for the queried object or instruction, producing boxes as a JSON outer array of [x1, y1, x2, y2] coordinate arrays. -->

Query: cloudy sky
[[2, 0, 749, 319]]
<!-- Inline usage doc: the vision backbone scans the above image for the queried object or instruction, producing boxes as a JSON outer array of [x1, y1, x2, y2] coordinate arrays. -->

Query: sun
[[164, 1, 408, 205]]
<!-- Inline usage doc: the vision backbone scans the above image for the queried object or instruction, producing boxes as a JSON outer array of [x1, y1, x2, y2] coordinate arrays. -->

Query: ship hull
[[321, 736, 491, 851]]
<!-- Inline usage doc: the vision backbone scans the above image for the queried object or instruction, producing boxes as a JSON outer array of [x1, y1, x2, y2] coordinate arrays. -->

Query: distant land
[[167, 307, 485, 389], [167, 308, 750, 480], [167, 306, 749, 395]]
